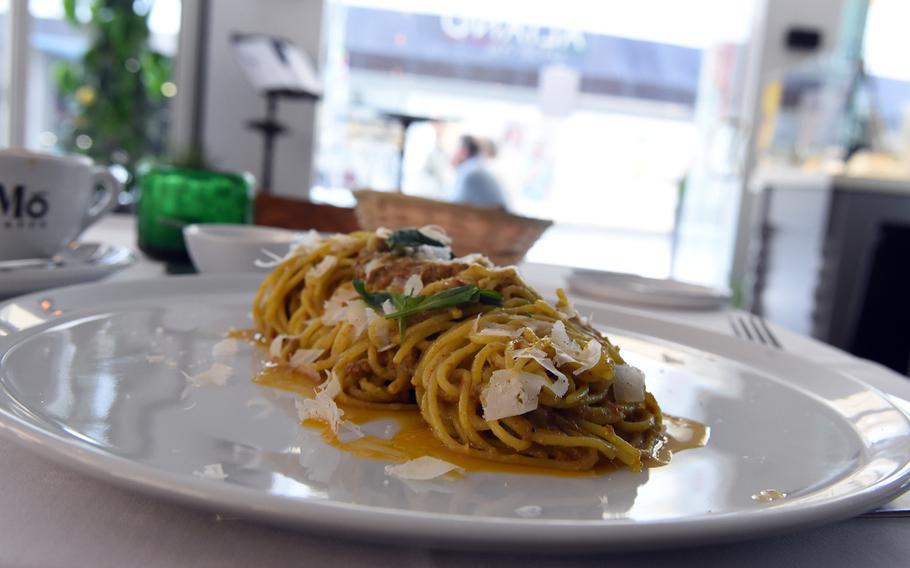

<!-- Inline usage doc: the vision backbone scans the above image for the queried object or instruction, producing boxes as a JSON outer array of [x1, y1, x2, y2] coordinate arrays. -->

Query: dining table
[[1, 213, 909, 568]]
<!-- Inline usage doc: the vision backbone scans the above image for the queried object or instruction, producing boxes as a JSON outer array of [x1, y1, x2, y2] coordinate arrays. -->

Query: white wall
[[202, 0, 324, 197]]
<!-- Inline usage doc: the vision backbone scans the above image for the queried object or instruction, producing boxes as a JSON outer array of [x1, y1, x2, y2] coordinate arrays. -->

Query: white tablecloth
[[2, 215, 909, 567]]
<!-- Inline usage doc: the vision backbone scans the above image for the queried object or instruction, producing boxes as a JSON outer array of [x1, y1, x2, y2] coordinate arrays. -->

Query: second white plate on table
[[567, 269, 731, 310]]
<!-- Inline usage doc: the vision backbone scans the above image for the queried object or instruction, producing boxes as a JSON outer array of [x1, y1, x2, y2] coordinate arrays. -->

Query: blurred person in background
[[451, 135, 507, 208]]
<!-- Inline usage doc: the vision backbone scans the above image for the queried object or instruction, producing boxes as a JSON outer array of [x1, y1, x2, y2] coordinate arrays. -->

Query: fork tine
[[752, 315, 782, 349], [729, 313, 754, 341], [747, 314, 771, 346]]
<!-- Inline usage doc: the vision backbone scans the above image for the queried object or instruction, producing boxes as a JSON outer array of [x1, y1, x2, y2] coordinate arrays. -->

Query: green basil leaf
[[386, 228, 446, 252], [354, 278, 502, 334], [352, 279, 391, 312]]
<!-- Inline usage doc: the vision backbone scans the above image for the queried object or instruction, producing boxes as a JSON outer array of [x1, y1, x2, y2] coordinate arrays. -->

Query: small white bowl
[[183, 224, 301, 274]]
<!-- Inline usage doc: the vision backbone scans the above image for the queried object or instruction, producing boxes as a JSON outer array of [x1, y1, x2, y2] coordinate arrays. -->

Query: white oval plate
[[0, 275, 909, 552], [568, 269, 731, 311]]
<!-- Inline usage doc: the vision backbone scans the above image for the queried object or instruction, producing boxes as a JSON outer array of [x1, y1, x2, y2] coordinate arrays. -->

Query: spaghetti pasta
[[252, 227, 665, 472]]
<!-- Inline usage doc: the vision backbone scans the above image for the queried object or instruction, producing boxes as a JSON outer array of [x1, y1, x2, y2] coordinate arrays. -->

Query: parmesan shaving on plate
[[381, 299, 396, 315], [253, 249, 285, 269], [193, 463, 227, 481], [480, 369, 549, 421], [550, 320, 580, 352], [372, 319, 395, 352], [476, 323, 522, 338], [269, 334, 290, 359], [211, 338, 239, 359], [414, 244, 452, 262], [417, 225, 452, 246], [254, 230, 324, 268], [323, 287, 359, 317], [363, 257, 383, 278], [510, 347, 569, 397], [289, 348, 324, 377], [403, 273, 424, 295], [384, 456, 463, 480], [182, 363, 233, 387], [572, 339, 602, 376], [306, 255, 337, 279], [294, 372, 362, 438], [547, 321, 603, 376], [613, 364, 646, 403], [322, 288, 375, 338]]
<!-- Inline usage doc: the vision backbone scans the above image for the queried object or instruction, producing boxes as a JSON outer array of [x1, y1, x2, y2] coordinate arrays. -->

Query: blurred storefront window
[[312, 0, 754, 273]]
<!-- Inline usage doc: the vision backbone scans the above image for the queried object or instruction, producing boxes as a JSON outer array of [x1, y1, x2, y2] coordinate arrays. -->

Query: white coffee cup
[[0, 150, 122, 260]]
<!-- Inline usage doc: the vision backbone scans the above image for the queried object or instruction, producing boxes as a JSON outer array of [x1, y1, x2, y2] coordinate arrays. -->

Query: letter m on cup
[[0, 184, 26, 218]]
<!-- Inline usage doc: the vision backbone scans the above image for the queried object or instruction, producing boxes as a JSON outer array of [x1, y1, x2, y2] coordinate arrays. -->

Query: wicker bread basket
[[354, 190, 552, 266]]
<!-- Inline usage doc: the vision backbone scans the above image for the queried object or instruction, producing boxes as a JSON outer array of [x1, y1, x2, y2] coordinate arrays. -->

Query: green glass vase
[[137, 166, 253, 262]]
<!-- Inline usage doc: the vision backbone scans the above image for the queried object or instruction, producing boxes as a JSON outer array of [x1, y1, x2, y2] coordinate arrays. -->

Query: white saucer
[[567, 269, 731, 311], [0, 242, 136, 299]]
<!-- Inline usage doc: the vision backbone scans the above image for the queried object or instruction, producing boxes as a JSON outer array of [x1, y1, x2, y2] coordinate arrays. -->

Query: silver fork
[[728, 312, 783, 349], [728, 311, 910, 517]]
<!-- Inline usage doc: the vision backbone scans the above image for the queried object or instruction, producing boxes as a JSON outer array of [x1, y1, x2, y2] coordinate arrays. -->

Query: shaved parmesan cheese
[[254, 249, 286, 269], [254, 230, 324, 268], [384, 456, 462, 480], [269, 334, 290, 359], [415, 245, 453, 262], [306, 255, 337, 279], [294, 371, 362, 439], [290, 230, 326, 254], [373, 319, 395, 352], [295, 390, 344, 433], [320, 371, 343, 399], [480, 369, 549, 421], [322, 288, 374, 338], [525, 319, 553, 335], [211, 338, 239, 359], [572, 339, 602, 376], [613, 364, 646, 402], [404, 273, 424, 295], [289, 348, 324, 376], [375, 227, 392, 239], [511, 347, 569, 397], [382, 299, 396, 315], [476, 323, 522, 338], [418, 225, 452, 246], [193, 463, 227, 481], [183, 363, 233, 387], [471, 314, 481, 333], [323, 287, 359, 318], [364, 257, 383, 277], [551, 320, 580, 352], [547, 321, 602, 376], [453, 252, 491, 266], [344, 299, 374, 338], [327, 234, 360, 253]]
